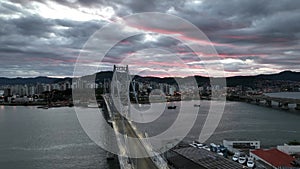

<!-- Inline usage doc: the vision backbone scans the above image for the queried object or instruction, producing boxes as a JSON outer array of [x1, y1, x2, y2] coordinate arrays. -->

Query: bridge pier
[[295, 104, 300, 110], [282, 102, 289, 110], [278, 102, 282, 108]]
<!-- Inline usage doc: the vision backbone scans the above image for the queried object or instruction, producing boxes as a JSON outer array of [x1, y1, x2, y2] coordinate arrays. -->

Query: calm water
[[0, 106, 114, 169], [1, 96, 300, 168], [134, 99, 300, 148]]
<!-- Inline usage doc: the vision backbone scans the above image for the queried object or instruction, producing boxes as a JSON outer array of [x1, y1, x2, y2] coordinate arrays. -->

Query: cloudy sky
[[1, 0, 300, 77]]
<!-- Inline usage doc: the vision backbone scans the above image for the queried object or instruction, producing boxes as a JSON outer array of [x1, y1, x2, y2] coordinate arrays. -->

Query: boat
[[167, 102, 176, 109], [37, 106, 48, 109], [167, 105, 176, 109], [87, 102, 99, 108], [232, 152, 240, 161], [247, 157, 255, 168], [106, 152, 115, 160], [194, 104, 201, 107], [238, 153, 247, 164]]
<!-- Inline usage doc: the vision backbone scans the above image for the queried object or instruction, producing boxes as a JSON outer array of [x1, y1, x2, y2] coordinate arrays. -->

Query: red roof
[[251, 148, 295, 167]]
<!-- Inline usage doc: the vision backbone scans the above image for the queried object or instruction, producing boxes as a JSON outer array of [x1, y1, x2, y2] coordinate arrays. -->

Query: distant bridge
[[239, 94, 300, 110]]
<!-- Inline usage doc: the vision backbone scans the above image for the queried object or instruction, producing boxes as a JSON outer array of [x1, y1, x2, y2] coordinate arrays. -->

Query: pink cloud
[[222, 35, 260, 40], [125, 21, 237, 48]]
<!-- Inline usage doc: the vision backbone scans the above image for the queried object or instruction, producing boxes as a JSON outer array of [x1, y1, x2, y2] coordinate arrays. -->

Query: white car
[[217, 152, 224, 156], [202, 145, 211, 151], [247, 157, 255, 168], [238, 154, 247, 164], [195, 143, 205, 148], [189, 143, 197, 148], [192, 141, 205, 148], [232, 152, 240, 161]]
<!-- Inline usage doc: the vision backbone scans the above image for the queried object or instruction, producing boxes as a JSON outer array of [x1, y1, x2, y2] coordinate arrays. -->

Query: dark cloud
[[0, 0, 300, 77]]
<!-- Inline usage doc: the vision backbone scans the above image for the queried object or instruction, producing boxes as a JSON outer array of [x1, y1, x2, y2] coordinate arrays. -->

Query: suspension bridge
[[102, 65, 169, 169]]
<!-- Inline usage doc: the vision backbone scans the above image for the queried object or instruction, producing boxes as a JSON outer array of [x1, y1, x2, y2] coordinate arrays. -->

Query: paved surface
[[105, 96, 159, 169]]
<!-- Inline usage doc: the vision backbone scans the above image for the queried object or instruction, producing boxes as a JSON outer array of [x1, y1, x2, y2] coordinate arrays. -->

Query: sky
[[0, 0, 300, 78]]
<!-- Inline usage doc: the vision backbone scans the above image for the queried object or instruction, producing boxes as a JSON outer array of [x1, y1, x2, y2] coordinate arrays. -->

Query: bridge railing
[[127, 120, 169, 169]]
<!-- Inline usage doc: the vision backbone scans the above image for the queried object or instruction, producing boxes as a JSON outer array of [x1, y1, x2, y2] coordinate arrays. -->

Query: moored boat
[[167, 102, 176, 109]]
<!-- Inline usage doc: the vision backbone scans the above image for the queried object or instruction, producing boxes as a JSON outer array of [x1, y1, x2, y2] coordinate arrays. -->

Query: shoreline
[[0, 102, 47, 106]]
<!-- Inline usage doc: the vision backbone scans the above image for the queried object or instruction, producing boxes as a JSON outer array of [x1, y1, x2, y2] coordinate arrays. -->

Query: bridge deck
[[104, 96, 161, 169], [240, 95, 300, 104]]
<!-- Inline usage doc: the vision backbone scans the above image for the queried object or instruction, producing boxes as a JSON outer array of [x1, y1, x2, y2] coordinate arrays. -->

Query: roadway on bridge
[[106, 97, 160, 169]]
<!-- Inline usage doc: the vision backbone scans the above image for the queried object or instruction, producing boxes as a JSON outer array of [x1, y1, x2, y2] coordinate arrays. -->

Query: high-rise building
[[4, 88, 11, 96], [28, 85, 35, 95], [36, 83, 44, 94]]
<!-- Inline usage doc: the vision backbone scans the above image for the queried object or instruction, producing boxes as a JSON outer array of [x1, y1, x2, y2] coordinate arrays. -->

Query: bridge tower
[[103, 78, 111, 94], [111, 65, 131, 119], [107, 65, 169, 168]]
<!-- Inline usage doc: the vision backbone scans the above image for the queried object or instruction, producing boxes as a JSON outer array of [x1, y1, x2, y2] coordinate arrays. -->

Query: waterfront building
[[250, 148, 295, 169], [4, 88, 11, 96], [86, 82, 98, 89], [24, 84, 29, 96], [28, 85, 35, 96], [61, 81, 71, 90], [277, 144, 300, 155], [71, 83, 77, 89], [223, 140, 260, 151], [0, 90, 4, 96], [169, 85, 176, 95], [44, 84, 51, 92], [51, 83, 60, 90], [36, 83, 44, 94]]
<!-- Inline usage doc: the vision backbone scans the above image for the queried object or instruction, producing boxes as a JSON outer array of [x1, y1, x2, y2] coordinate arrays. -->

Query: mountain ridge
[[0, 70, 299, 87]]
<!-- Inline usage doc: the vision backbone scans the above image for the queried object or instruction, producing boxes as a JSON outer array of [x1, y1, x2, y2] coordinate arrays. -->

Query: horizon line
[[0, 70, 297, 80]]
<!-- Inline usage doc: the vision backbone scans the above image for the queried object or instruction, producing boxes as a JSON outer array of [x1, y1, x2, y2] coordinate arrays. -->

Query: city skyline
[[1, 0, 300, 78], [0, 69, 299, 79]]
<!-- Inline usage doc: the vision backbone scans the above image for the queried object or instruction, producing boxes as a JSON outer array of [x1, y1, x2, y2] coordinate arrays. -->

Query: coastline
[[0, 102, 47, 106]]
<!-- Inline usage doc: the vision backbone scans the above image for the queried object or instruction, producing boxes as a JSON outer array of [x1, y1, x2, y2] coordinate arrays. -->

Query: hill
[[0, 76, 71, 85], [0, 70, 299, 87]]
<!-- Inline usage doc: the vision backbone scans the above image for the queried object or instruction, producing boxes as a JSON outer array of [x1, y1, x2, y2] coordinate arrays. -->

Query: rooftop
[[172, 147, 243, 169], [251, 148, 295, 167]]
